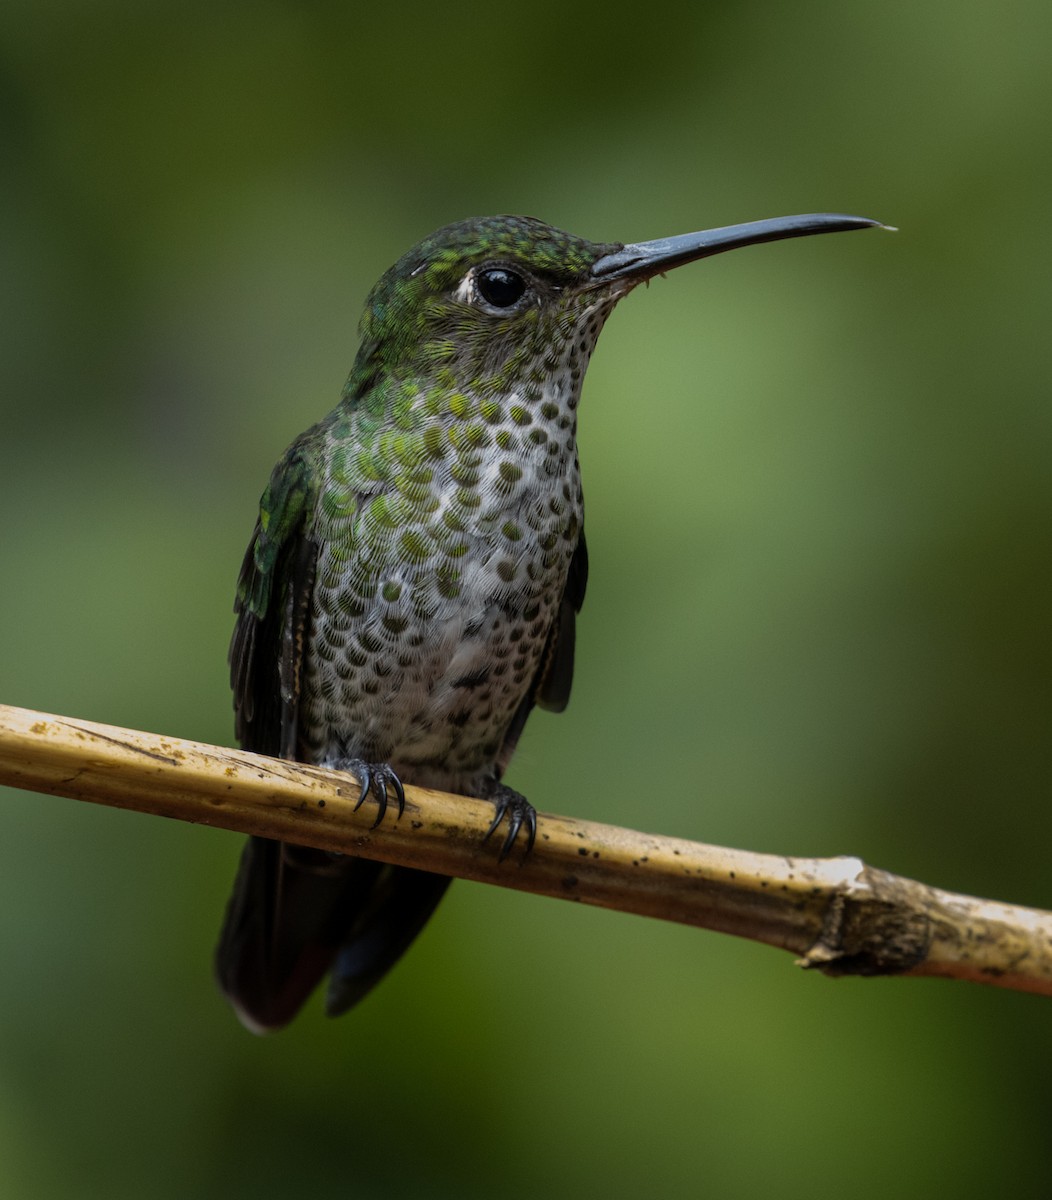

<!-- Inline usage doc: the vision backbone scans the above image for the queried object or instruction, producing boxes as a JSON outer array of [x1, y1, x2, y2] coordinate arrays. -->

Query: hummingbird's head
[[346, 211, 885, 402], [350, 215, 626, 400]]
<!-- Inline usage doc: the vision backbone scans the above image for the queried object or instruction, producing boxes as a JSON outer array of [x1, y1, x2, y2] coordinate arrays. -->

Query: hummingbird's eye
[[475, 267, 527, 309]]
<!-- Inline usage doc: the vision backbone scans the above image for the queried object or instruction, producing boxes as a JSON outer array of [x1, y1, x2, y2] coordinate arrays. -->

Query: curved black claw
[[344, 760, 406, 829], [482, 785, 537, 863]]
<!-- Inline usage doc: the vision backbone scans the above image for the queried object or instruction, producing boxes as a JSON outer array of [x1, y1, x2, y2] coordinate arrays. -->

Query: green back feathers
[[237, 446, 314, 620]]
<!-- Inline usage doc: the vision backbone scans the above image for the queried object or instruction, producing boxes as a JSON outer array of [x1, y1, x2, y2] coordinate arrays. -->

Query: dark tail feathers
[[215, 836, 450, 1032]]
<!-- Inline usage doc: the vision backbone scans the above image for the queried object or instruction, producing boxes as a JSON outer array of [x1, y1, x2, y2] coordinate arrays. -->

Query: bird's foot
[[480, 783, 537, 863], [338, 760, 405, 829]]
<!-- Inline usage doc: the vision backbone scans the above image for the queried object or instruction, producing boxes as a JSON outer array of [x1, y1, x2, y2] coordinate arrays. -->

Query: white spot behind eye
[[454, 271, 475, 304]]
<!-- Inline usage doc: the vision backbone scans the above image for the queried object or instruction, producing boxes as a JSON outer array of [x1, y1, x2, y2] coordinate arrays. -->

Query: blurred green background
[[3, 1, 1051, 1196]]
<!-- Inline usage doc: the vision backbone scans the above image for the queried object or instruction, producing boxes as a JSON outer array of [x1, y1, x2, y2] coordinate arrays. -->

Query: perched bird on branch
[[215, 210, 880, 1031]]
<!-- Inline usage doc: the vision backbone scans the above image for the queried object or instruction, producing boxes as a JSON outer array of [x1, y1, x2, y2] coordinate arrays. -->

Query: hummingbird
[[216, 210, 882, 1032]]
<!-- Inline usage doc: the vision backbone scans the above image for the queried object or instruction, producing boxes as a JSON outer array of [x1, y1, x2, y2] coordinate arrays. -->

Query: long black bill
[[590, 213, 886, 283]]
